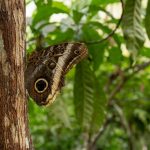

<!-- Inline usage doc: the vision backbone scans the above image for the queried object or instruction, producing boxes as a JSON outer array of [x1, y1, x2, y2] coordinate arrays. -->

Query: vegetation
[[26, 0, 150, 149]]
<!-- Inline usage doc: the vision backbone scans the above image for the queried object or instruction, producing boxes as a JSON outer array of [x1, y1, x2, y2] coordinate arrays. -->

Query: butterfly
[[25, 42, 88, 106]]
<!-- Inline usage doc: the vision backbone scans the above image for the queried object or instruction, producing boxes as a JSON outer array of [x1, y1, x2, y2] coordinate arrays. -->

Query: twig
[[108, 76, 127, 105], [88, 116, 113, 150], [95, 6, 115, 19], [90, 60, 150, 149], [132, 61, 150, 74], [113, 104, 134, 150], [27, 0, 124, 46], [107, 60, 150, 104], [85, 0, 124, 45]]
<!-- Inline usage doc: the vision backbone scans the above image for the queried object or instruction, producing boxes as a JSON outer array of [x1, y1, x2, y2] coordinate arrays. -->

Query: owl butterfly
[[25, 42, 88, 106]]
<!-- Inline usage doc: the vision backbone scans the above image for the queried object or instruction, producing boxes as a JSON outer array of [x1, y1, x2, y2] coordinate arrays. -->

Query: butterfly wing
[[25, 42, 88, 106]]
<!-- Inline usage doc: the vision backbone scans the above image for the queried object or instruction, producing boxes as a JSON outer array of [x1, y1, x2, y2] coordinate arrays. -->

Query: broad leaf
[[140, 47, 150, 58], [145, 0, 150, 39], [45, 28, 74, 45], [34, 0, 52, 6], [72, 10, 83, 24], [122, 0, 145, 55], [88, 43, 106, 71], [108, 47, 122, 64], [82, 24, 107, 70], [52, 2, 70, 14], [74, 60, 94, 130], [50, 97, 71, 128], [32, 2, 69, 26], [82, 24, 102, 42], [89, 77, 107, 134], [86, 21, 122, 46], [91, 0, 119, 6]]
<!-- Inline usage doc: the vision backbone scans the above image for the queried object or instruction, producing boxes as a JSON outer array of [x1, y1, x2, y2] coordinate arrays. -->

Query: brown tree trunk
[[0, 0, 32, 149]]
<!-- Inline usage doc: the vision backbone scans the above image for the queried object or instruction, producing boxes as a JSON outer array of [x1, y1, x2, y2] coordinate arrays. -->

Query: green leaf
[[82, 24, 102, 42], [88, 5, 115, 18], [140, 47, 150, 58], [82, 23, 108, 70], [108, 47, 122, 64], [72, 10, 83, 24], [88, 43, 106, 71], [89, 77, 107, 134], [85, 21, 122, 47], [74, 60, 95, 130], [122, 0, 145, 55], [45, 28, 74, 45], [32, 3, 69, 26], [50, 97, 71, 128], [74, 60, 107, 134], [34, 0, 52, 6], [85, 21, 111, 34], [72, 0, 91, 10], [52, 1, 70, 14], [91, 0, 118, 6], [145, 0, 150, 40], [26, 0, 32, 5]]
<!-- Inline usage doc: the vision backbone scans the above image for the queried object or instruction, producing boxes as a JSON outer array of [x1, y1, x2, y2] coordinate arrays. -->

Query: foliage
[[26, 0, 150, 149], [122, 0, 145, 56]]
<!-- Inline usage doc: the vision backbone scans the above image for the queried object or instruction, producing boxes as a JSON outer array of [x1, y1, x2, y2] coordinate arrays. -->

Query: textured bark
[[0, 0, 32, 149]]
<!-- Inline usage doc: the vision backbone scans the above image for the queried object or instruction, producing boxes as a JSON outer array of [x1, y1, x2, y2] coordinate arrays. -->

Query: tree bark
[[0, 0, 32, 149]]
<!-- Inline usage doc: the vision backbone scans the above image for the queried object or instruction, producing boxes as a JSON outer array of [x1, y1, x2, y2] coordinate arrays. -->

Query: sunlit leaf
[[26, 0, 32, 5], [84, 21, 122, 46], [52, 1, 70, 14], [32, 3, 69, 26], [72, 10, 83, 24], [82, 24, 101, 42], [91, 0, 119, 6], [140, 47, 150, 58], [45, 28, 74, 45]]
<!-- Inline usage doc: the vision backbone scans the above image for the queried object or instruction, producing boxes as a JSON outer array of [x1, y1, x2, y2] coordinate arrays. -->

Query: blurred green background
[[26, 0, 150, 149]]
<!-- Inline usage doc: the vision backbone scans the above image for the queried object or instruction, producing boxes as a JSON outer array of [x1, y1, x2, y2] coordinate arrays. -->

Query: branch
[[88, 116, 113, 150], [85, 0, 124, 45], [108, 60, 150, 104], [131, 61, 150, 74], [113, 104, 134, 150], [108, 75, 127, 105], [90, 60, 150, 149]]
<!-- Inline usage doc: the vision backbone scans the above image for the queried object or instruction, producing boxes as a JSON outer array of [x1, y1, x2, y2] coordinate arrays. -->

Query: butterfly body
[[25, 43, 88, 106]]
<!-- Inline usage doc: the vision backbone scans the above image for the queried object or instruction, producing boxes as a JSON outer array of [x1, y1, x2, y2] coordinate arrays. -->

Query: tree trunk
[[0, 0, 32, 149]]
